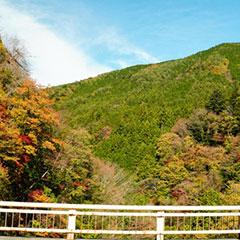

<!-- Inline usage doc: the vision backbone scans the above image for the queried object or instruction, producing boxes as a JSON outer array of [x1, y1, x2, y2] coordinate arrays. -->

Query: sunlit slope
[[52, 43, 240, 174]]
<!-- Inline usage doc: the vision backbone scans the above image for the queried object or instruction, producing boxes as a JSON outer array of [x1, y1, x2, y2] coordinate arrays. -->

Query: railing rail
[[2, 201, 240, 210], [0, 201, 240, 240]]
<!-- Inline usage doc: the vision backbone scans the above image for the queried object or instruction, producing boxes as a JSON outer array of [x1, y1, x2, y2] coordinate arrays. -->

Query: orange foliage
[[0, 78, 62, 172], [28, 189, 52, 203]]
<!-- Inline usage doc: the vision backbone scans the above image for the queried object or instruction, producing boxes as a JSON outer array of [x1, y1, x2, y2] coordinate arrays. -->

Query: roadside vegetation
[[0, 36, 98, 203]]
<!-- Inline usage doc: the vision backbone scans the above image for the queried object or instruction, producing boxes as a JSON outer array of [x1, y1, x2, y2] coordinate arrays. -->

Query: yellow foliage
[[222, 182, 240, 205], [52, 138, 64, 147], [0, 78, 62, 166], [28, 133, 38, 145], [24, 145, 37, 156], [211, 58, 229, 75], [42, 141, 56, 151]]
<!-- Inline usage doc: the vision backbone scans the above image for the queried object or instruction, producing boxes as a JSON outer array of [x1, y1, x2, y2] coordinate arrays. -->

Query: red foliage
[[73, 182, 82, 186], [84, 178, 89, 190], [19, 135, 32, 145], [0, 104, 7, 120], [171, 187, 184, 198], [149, 199, 157, 205], [15, 155, 31, 168], [28, 189, 42, 200], [73, 182, 87, 190], [237, 152, 240, 162], [165, 159, 171, 164], [16, 161, 21, 167], [21, 154, 30, 163]]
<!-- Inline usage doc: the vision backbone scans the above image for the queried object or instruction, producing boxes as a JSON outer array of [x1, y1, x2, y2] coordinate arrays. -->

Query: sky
[[0, 0, 239, 86]]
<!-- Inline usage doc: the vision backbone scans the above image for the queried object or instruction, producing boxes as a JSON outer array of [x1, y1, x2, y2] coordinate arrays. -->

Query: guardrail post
[[67, 210, 77, 240], [238, 215, 240, 239], [156, 211, 164, 240]]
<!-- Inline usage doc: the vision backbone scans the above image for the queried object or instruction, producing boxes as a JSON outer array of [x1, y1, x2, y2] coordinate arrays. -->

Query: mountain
[[52, 43, 240, 204], [1, 35, 240, 205], [52, 43, 240, 167]]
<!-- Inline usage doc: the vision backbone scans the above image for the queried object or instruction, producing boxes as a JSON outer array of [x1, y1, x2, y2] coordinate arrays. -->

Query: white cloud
[[0, 0, 111, 86], [114, 60, 129, 69], [96, 29, 159, 64]]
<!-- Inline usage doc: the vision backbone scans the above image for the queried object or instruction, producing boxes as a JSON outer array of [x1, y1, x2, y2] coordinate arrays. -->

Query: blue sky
[[0, 0, 239, 86]]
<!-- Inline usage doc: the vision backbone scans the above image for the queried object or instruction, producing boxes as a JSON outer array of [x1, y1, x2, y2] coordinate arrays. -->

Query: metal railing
[[1, 202, 240, 239]]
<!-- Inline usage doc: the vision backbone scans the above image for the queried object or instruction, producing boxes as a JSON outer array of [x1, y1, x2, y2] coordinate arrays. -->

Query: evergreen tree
[[206, 89, 227, 114]]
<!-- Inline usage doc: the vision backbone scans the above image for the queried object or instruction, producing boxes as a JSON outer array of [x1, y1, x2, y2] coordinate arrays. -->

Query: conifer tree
[[205, 89, 227, 114]]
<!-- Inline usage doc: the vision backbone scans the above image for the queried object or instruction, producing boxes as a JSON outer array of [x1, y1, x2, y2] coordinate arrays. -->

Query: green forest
[[1, 34, 240, 206]]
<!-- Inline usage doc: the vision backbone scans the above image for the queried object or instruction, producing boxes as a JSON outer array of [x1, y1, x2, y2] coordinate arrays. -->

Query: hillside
[[0, 36, 99, 205], [52, 43, 240, 204], [1, 35, 240, 205]]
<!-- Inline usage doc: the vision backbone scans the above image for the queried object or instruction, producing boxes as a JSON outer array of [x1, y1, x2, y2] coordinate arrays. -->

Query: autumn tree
[[0, 37, 63, 200]]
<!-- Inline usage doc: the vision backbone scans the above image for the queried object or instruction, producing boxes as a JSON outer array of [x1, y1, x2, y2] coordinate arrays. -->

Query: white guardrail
[[0, 202, 240, 240]]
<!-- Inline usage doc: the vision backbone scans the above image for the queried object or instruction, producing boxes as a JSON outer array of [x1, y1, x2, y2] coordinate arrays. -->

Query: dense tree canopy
[[52, 43, 240, 205], [1, 35, 240, 207]]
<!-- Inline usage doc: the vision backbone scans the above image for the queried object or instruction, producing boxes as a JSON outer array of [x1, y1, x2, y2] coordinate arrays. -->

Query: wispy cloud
[[114, 60, 129, 69], [96, 28, 159, 64], [0, 0, 111, 86]]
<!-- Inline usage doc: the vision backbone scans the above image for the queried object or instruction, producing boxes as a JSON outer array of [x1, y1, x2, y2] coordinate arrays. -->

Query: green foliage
[[0, 69, 13, 92], [57, 128, 99, 204], [0, 39, 7, 64], [51, 43, 240, 205], [2, 36, 240, 207], [186, 109, 217, 145], [230, 162, 240, 182], [0, 163, 11, 200], [145, 85, 240, 205], [230, 86, 240, 132], [205, 89, 227, 114], [53, 43, 240, 180], [198, 190, 222, 205]]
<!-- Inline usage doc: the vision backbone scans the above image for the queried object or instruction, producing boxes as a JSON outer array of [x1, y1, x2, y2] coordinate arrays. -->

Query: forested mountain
[[1, 35, 240, 206], [52, 43, 240, 205]]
